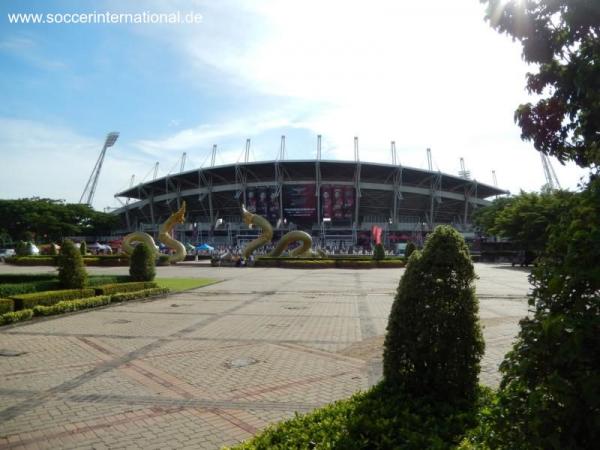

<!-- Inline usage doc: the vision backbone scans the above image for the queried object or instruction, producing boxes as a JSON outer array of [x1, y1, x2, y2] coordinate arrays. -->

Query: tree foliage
[[383, 226, 485, 404], [0, 198, 120, 243], [469, 178, 600, 450], [473, 189, 574, 252], [57, 239, 87, 289], [482, 0, 600, 169]]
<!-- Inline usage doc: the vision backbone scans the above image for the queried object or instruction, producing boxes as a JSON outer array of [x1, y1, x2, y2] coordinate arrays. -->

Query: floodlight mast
[[80, 132, 119, 206]]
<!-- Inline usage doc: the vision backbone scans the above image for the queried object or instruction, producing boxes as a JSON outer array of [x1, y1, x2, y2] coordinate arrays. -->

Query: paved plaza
[[0, 263, 531, 449]]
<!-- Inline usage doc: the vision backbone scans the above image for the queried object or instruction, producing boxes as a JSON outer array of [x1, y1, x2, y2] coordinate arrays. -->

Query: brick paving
[[0, 263, 530, 449]]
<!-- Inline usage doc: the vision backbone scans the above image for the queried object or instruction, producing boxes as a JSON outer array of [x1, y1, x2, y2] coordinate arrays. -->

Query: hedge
[[254, 258, 405, 269], [10, 288, 96, 310], [0, 309, 33, 326], [110, 287, 170, 303], [94, 281, 158, 295], [5, 256, 56, 266], [0, 280, 60, 297], [4, 255, 130, 267], [0, 274, 57, 283], [0, 298, 14, 314], [33, 295, 111, 316]]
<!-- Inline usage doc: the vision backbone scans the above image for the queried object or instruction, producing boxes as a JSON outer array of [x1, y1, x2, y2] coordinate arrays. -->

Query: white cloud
[[0, 118, 156, 210], [124, 0, 588, 193]]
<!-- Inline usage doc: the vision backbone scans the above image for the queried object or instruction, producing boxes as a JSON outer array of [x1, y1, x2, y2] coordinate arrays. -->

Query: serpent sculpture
[[122, 202, 187, 264], [241, 205, 323, 259]]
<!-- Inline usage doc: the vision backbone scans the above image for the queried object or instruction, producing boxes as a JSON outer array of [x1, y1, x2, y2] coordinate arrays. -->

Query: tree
[[57, 239, 87, 289], [471, 1, 600, 447], [474, 189, 573, 253], [0, 198, 120, 243], [383, 226, 484, 404], [79, 241, 87, 256], [129, 243, 156, 281], [482, 0, 600, 169]]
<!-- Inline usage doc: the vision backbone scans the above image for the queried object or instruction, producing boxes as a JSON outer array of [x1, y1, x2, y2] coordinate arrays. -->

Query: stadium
[[112, 145, 507, 251]]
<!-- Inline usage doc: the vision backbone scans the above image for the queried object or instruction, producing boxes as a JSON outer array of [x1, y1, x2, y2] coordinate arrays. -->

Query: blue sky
[[0, 0, 589, 210]]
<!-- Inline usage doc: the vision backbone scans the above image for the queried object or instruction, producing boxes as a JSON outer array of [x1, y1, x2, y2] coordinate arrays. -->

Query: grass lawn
[[154, 278, 218, 292]]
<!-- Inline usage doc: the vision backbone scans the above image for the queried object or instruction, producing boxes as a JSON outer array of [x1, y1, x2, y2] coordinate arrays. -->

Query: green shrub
[[466, 178, 600, 449], [57, 239, 87, 289], [372, 243, 385, 260], [48, 243, 58, 256], [0, 309, 33, 326], [86, 275, 131, 286], [383, 225, 484, 404], [4, 256, 56, 266], [157, 254, 171, 266], [405, 241, 416, 258], [0, 274, 57, 283], [15, 241, 28, 256], [0, 280, 60, 297], [129, 243, 156, 281], [11, 288, 95, 310], [33, 295, 111, 316], [375, 259, 405, 268], [110, 287, 169, 303], [0, 298, 14, 314], [94, 281, 158, 295], [228, 382, 492, 450], [79, 241, 87, 256]]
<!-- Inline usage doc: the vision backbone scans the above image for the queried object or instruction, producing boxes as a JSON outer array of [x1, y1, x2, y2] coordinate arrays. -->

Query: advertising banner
[[321, 185, 354, 223], [283, 185, 316, 221], [246, 186, 279, 224]]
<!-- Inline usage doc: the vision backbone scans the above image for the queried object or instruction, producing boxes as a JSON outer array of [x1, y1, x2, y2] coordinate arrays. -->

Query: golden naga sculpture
[[241, 205, 324, 259], [122, 201, 187, 264]]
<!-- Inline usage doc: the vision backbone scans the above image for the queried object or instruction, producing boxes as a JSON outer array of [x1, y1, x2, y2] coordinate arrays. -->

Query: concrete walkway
[[0, 263, 530, 449]]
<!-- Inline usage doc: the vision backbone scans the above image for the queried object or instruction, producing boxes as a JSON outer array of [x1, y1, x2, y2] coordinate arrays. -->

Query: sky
[[0, 0, 590, 211]]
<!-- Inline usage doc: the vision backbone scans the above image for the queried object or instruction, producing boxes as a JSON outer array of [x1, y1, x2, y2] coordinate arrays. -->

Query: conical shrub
[[383, 225, 484, 403], [129, 243, 156, 281], [58, 239, 87, 289]]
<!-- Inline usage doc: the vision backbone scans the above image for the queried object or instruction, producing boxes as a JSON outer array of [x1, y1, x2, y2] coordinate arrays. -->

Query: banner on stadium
[[283, 185, 316, 221], [246, 186, 280, 224], [321, 185, 354, 223]]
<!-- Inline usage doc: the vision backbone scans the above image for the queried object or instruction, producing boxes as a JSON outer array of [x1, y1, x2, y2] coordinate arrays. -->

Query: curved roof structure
[[113, 159, 507, 235]]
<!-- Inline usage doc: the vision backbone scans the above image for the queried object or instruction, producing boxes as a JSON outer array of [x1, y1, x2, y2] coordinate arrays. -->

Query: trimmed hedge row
[[10, 288, 96, 310], [33, 295, 112, 316], [0, 298, 14, 314], [0, 309, 33, 326], [5, 255, 130, 267], [0, 280, 60, 297], [0, 274, 57, 283], [94, 281, 158, 295], [1, 287, 171, 325], [111, 287, 169, 303], [254, 259, 405, 269]]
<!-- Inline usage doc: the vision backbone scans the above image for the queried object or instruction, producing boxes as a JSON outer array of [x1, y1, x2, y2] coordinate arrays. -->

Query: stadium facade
[[112, 159, 507, 248]]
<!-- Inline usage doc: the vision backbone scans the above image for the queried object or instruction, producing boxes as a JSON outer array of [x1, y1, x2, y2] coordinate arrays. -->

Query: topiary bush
[[48, 243, 58, 256], [129, 243, 156, 281], [405, 241, 416, 258], [57, 239, 87, 289], [79, 241, 87, 256], [372, 243, 385, 260], [383, 225, 484, 404]]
